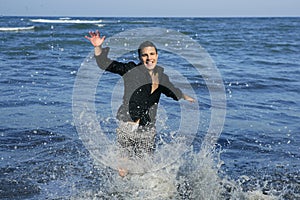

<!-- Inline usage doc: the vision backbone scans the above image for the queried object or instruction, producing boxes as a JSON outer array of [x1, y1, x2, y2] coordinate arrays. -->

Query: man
[[85, 30, 195, 176]]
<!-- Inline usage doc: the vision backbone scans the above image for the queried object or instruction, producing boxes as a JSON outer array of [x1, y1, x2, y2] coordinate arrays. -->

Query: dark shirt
[[95, 47, 183, 127]]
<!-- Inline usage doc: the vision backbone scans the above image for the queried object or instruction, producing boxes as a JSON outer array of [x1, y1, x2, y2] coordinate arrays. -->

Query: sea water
[[0, 16, 299, 199]]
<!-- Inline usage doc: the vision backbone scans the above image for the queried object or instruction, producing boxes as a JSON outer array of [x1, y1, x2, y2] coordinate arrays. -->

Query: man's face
[[139, 46, 158, 71]]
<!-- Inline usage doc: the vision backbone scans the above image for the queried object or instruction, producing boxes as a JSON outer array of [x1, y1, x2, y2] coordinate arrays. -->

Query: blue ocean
[[0, 16, 299, 199]]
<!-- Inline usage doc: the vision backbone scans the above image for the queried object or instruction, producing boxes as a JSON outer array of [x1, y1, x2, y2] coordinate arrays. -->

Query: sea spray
[[177, 148, 228, 199], [72, 107, 280, 199], [69, 131, 282, 200], [72, 111, 279, 199]]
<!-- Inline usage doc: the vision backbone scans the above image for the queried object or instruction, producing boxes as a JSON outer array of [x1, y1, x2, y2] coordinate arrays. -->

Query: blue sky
[[0, 0, 299, 17]]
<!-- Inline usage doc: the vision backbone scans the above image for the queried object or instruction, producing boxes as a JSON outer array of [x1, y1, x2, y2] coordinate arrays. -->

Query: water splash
[[69, 128, 279, 200]]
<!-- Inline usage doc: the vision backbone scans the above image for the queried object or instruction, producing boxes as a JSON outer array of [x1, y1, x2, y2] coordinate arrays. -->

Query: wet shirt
[[95, 47, 183, 127]]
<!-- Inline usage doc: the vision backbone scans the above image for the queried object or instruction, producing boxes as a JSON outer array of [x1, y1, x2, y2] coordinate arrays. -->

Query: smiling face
[[139, 46, 158, 71]]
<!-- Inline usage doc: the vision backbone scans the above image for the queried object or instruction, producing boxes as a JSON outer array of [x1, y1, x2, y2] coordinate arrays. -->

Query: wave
[[0, 26, 35, 32], [119, 20, 154, 24], [30, 18, 103, 24], [95, 24, 105, 27]]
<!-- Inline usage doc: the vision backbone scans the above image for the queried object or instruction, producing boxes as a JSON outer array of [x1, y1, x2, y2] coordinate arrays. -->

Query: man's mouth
[[146, 60, 154, 65]]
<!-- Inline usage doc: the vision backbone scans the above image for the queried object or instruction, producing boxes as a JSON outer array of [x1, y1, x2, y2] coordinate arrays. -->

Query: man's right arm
[[94, 46, 135, 76], [94, 46, 113, 71], [85, 30, 136, 76]]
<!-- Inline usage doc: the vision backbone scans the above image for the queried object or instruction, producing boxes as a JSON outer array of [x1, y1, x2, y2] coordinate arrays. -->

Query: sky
[[0, 0, 299, 17]]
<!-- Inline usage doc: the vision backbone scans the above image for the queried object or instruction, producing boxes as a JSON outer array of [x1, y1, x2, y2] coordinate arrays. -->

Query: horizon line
[[1, 14, 300, 18]]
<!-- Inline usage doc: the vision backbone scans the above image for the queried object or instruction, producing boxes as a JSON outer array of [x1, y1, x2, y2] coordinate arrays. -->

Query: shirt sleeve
[[94, 47, 135, 76], [160, 73, 183, 101]]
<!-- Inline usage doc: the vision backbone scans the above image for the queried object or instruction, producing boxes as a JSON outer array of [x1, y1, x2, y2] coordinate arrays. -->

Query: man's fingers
[[84, 35, 91, 41], [88, 31, 94, 37]]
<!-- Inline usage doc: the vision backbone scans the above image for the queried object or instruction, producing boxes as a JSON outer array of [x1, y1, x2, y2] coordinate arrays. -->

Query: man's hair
[[138, 41, 157, 57]]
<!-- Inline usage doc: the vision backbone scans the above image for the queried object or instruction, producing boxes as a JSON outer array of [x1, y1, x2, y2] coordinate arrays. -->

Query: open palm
[[85, 30, 105, 47]]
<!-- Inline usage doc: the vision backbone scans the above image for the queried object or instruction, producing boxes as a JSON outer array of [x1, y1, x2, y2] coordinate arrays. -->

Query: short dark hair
[[138, 41, 157, 57]]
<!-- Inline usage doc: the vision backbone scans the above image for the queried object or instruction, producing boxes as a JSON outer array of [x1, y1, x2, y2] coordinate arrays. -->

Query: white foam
[[0, 26, 35, 31], [95, 24, 105, 27], [30, 18, 103, 24]]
